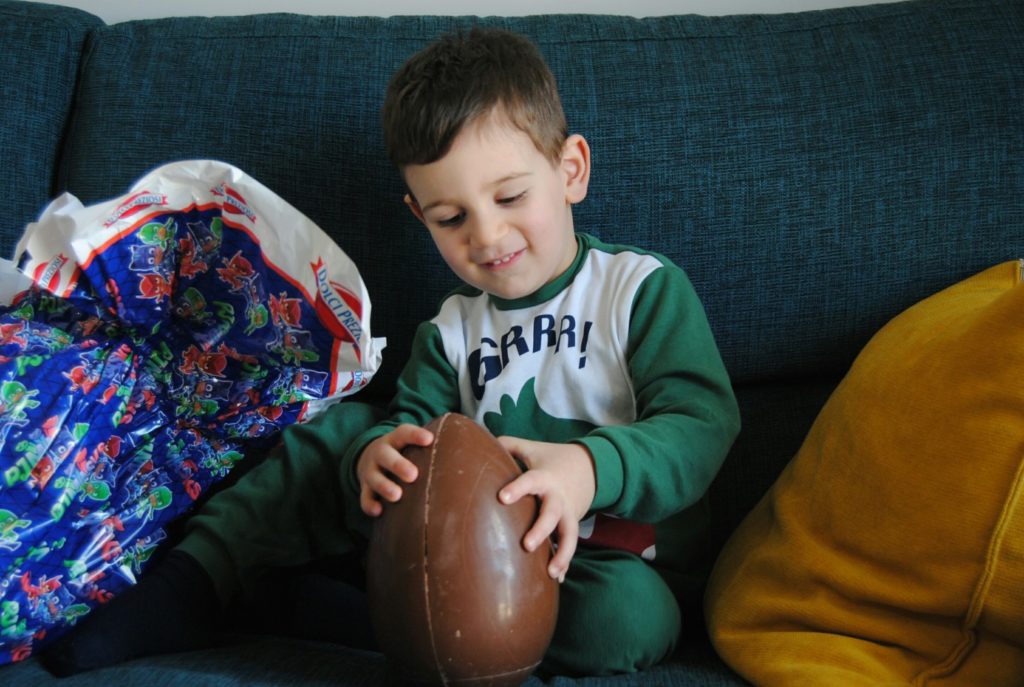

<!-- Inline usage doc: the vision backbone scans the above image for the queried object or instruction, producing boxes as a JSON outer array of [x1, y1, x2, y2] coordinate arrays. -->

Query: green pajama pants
[[176, 401, 681, 676]]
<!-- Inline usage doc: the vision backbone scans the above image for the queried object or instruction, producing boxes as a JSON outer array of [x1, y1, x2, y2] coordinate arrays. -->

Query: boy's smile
[[403, 110, 590, 301]]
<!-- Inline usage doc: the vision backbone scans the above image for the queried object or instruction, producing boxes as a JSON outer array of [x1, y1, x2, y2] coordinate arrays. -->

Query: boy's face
[[403, 111, 590, 301]]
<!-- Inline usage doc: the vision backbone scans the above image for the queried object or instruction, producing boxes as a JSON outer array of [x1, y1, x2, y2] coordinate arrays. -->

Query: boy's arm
[[575, 262, 740, 523], [338, 320, 461, 532]]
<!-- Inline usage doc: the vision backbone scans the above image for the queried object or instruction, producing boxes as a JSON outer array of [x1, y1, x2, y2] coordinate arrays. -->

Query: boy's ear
[[561, 134, 591, 204], [404, 193, 426, 224]]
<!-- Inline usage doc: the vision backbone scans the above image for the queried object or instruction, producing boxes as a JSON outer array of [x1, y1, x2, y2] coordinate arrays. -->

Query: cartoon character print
[[136, 217, 175, 250], [30, 326, 72, 354], [216, 252, 268, 334], [0, 599, 34, 655], [66, 509, 128, 580], [64, 555, 113, 606], [0, 186, 365, 663], [269, 292, 303, 328], [111, 382, 156, 429], [48, 435, 122, 520], [0, 382, 41, 431], [137, 273, 173, 303], [266, 291, 321, 362], [179, 342, 258, 378], [0, 321, 27, 349], [266, 366, 329, 405], [222, 404, 284, 440], [19, 572, 71, 624], [63, 350, 106, 396], [121, 484, 173, 528], [194, 377, 233, 408], [170, 372, 233, 419], [118, 532, 166, 577], [0, 511, 31, 553], [178, 218, 222, 278], [200, 448, 244, 478], [0, 537, 66, 650], [5, 437, 46, 491], [0, 319, 40, 388], [171, 287, 212, 326], [266, 324, 319, 366], [130, 218, 177, 304], [128, 244, 167, 273], [19, 423, 89, 520]]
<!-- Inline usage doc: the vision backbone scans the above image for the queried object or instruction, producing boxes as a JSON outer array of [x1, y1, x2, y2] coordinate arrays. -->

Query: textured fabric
[[178, 401, 384, 603], [543, 549, 681, 675], [57, 0, 1024, 398], [51, 3, 1024, 565], [336, 233, 738, 572], [0, 1, 101, 253], [706, 260, 1024, 685], [329, 232, 734, 674], [2, 0, 1022, 683], [3, 635, 749, 686]]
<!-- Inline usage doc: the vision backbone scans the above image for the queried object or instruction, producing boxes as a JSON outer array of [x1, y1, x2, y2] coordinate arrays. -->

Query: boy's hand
[[496, 438, 596, 583], [356, 424, 434, 517]]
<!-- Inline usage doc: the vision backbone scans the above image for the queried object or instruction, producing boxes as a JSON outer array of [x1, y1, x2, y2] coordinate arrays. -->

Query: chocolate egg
[[366, 413, 559, 687]]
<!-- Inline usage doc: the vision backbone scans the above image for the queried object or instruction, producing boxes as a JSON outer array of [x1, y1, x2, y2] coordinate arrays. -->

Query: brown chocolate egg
[[366, 413, 559, 687]]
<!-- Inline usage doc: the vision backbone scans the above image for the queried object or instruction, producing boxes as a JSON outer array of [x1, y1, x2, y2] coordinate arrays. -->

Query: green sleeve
[[576, 262, 740, 522], [338, 319, 461, 513]]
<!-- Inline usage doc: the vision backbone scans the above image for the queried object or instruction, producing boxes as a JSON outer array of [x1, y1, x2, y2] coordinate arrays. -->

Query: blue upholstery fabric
[[0, 1, 101, 253], [1, 634, 746, 686], [1, 0, 1022, 684], [57, 0, 1024, 398], [52, 0, 1024, 558]]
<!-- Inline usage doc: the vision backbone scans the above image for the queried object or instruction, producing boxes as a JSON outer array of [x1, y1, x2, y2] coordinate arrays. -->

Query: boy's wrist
[[573, 435, 623, 511]]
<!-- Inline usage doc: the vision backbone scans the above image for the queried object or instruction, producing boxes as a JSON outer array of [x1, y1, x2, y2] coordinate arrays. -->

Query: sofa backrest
[[8, 0, 1024, 549], [0, 0, 102, 250]]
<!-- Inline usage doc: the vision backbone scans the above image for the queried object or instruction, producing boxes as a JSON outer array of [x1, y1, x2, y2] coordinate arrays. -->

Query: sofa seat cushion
[[705, 260, 1024, 685]]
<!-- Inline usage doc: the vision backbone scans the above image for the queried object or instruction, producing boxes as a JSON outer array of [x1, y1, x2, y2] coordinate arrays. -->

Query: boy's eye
[[498, 191, 527, 205], [437, 212, 465, 228]]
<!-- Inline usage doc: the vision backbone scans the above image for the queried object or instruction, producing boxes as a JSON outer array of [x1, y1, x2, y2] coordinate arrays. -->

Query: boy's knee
[[287, 400, 384, 456], [542, 550, 681, 676]]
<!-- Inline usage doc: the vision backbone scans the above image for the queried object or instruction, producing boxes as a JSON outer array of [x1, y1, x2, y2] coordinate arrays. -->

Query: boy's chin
[[481, 286, 524, 300], [479, 279, 542, 301]]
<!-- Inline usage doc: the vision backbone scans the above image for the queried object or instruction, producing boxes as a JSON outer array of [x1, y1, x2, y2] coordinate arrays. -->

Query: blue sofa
[[2, 0, 1022, 684]]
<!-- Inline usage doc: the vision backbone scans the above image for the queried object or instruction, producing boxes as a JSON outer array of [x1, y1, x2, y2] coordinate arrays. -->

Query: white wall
[[39, 0, 898, 24]]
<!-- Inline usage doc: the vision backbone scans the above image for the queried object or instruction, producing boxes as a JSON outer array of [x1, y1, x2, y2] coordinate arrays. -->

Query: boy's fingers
[[497, 435, 534, 469], [549, 520, 578, 581], [393, 424, 434, 448], [523, 511, 558, 553], [384, 454, 419, 484], [363, 469, 405, 504], [360, 485, 383, 517], [498, 470, 535, 506]]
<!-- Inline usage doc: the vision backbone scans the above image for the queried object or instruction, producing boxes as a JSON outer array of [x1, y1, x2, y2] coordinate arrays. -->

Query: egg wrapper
[[0, 160, 384, 663]]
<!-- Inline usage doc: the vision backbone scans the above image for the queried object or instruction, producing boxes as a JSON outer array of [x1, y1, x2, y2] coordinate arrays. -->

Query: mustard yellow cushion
[[705, 261, 1024, 686]]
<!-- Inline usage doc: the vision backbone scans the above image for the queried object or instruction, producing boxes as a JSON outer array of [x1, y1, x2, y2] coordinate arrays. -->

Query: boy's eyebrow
[[418, 172, 532, 212]]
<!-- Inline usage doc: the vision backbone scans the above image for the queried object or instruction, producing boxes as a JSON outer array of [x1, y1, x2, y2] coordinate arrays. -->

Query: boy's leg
[[41, 400, 383, 675], [178, 400, 383, 603], [540, 548, 682, 677]]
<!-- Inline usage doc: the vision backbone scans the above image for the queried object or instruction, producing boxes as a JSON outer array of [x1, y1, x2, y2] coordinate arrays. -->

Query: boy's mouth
[[485, 249, 524, 269]]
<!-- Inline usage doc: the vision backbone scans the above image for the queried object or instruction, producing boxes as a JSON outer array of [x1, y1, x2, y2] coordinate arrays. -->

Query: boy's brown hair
[[382, 28, 568, 169]]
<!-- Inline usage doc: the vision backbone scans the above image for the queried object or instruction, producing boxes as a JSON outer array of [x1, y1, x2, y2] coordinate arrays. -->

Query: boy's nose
[[467, 214, 505, 248]]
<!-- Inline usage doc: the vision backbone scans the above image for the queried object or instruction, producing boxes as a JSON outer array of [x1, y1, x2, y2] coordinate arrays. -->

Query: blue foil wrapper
[[0, 161, 383, 662]]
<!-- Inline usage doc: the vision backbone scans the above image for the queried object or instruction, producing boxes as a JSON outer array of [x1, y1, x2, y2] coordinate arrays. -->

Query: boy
[[44, 28, 739, 677]]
